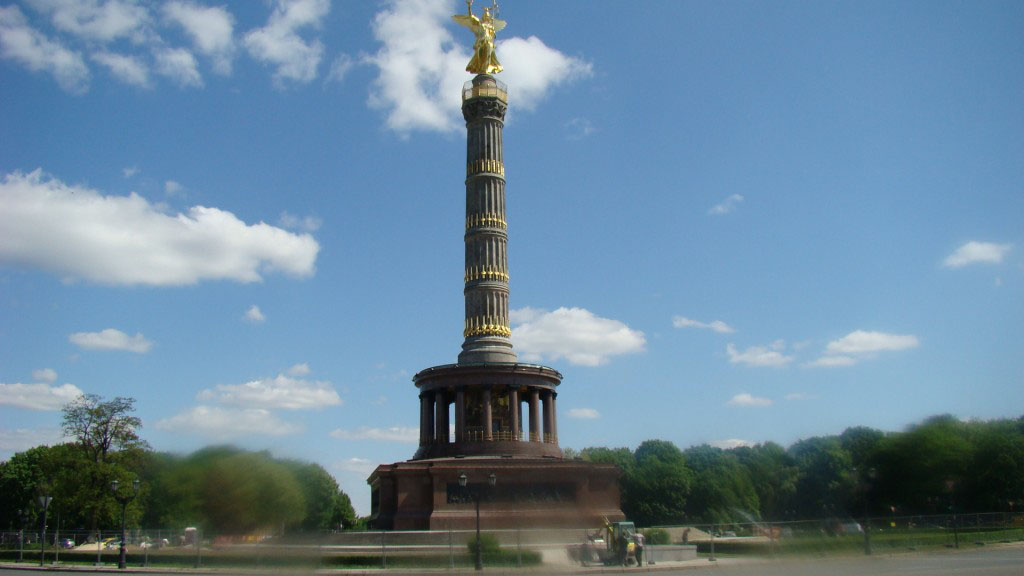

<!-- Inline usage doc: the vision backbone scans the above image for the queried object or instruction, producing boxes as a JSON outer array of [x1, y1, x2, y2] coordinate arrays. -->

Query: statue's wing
[[492, 18, 507, 32], [452, 14, 476, 29]]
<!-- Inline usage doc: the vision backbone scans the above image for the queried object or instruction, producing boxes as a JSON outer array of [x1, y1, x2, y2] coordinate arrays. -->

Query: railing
[[463, 427, 518, 442], [459, 428, 557, 443], [463, 79, 508, 103]]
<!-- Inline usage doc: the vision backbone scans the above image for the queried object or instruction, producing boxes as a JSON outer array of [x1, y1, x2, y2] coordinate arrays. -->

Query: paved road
[[649, 544, 1024, 576], [1, 544, 1022, 575]]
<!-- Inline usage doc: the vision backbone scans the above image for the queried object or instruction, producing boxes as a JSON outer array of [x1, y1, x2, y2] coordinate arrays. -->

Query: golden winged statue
[[453, 0, 506, 74]]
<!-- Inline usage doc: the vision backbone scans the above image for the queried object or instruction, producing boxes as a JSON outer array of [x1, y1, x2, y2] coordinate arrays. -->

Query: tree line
[[3, 395, 1021, 533], [0, 395, 357, 535], [571, 414, 1024, 527]]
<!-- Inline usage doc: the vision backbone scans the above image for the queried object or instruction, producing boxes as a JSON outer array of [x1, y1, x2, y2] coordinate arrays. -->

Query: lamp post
[[459, 472, 496, 571], [18, 509, 29, 563], [861, 468, 876, 556], [111, 479, 140, 570], [38, 495, 52, 566]]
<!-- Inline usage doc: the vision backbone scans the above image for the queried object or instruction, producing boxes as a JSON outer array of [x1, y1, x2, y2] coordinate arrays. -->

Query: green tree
[[683, 445, 758, 524], [788, 436, 854, 518], [873, 415, 972, 514], [839, 426, 885, 470], [626, 440, 692, 526], [62, 395, 148, 464], [732, 442, 798, 520], [60, 394, 149, 531], [962, 420, 1023, 512], [0, 445, 50, 529], [286, 460, 356, 531]]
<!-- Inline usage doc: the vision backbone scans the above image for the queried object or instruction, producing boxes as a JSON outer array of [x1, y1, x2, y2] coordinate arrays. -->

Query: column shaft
[[529, 389, 540, 442], [483, 388, 493, 441], [455, 388, 465, 443], [509, 388, 519, 441], [542, 391, 553, 443], [435, 390, 447, 444], [551, 393, 558, 443], [426, 394, 435, 444], [419, 394, 428, 445]]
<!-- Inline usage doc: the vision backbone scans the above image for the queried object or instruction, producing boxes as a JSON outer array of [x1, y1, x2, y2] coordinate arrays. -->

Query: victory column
[[368, 2, 624, 530]]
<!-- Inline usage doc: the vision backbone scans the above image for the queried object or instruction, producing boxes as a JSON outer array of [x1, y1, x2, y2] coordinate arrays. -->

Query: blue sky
[[1, 0, 1022, 516]]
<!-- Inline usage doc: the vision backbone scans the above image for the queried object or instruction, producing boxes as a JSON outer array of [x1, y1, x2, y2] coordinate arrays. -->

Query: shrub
[[466, 532, 501, 556], [644, 528, 670, 545]]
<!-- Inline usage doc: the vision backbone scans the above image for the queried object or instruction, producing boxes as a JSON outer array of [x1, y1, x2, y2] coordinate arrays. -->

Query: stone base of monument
[[368, 456, 624, 531]]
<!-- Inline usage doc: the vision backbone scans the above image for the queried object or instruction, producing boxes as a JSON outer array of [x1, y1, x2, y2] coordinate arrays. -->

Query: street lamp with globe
[[37, 495, 52, 566], [18, 509, 30, 562], [110, 479, 140, 569], [459, 472, 496, 571]]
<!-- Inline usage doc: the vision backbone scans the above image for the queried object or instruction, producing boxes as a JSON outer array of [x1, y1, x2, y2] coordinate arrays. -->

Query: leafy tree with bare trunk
[[61, 394, 149, 531]]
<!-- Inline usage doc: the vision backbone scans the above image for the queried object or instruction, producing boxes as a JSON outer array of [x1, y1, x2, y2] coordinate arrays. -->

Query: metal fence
[[2, 513, 1022, 568], [648, 512, 1024, 557]]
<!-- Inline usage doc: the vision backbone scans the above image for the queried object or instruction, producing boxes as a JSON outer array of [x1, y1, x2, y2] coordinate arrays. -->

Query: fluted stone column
[[551, 392, 558, 443], [456, 388, 466, 443], [509, 387, 519, 440], [419, 394, 429, 445], [482, 388, 493, 441], [529, 388, 540, 442], [542, 391, 553, 443], [435, 390, 447, 444], [426, 394, 435, 444], [459, 75, 516, 364]]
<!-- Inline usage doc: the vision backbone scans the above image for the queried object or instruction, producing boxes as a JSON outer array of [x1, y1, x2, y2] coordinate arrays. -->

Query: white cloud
[[243, 0, 328, 86], [122, 166, 139, 179], [287, 363, 310, 376], [726, 341, 793, 367], [564, 117, 595, 140], [0, 169, 319, 286], [244, 304, 266, 324], [497, 35, 592, 110], [672, 315, 735, 334], [32, 368, 58, 383], [567, 408, 600, 420], [26, 0, 150, 43], [510, 306, 645, 366], [0, 427, 66, 453], [330, 427, 419, 444], [335, 457, 377, 476], [366, 0, 467, 133], [69, 328, 153, 353], [943, 241, 1012, 268], [807, 329, 919, 367], [91, 50, 149, 87], [156, 405, 301, 438], [727, 393, 773, 407], [366, 0, 590, 134], [824, 330, 919, 356], [0, 5, 89, 93], [785, 393, 810, 401], [326, 52, 353, 83], [163, 1, 235, 75], [804, 355, 856, 368], [709, 193, 744, 215], [710, 438, 754, 449], [164, 180, 184, 196], [0, 382, 83, 410], [154, 45, 202, 87], [197, 373, 339, 411], [279, 211, 322, 232]]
